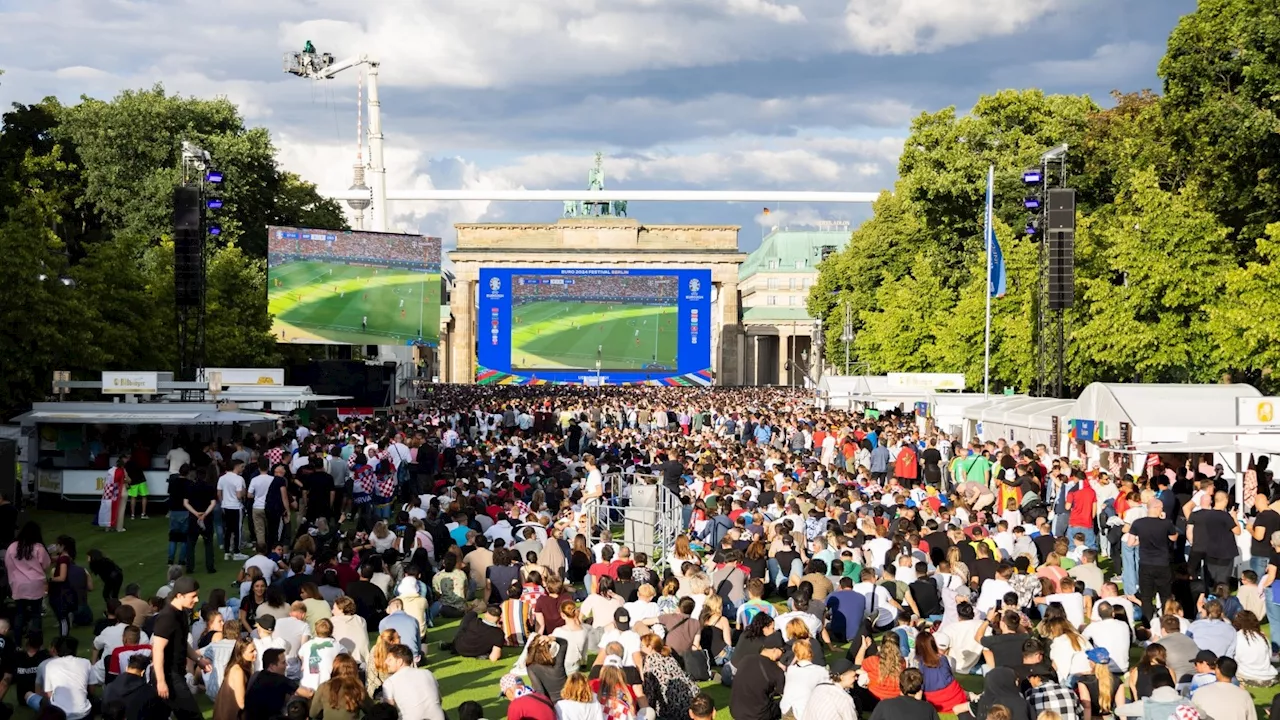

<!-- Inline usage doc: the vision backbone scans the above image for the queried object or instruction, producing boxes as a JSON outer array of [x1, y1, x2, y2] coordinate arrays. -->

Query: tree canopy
[[0, 83, 347, 417], [809, 0, 1280, 394]]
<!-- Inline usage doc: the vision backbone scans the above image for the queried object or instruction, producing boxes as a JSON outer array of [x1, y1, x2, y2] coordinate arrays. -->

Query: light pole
[[841, 300, 853, 375]]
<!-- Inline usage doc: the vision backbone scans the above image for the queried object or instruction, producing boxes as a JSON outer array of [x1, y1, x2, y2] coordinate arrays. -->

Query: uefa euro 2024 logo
[[689, 279, 700, 294], [489, 277, 501, 293]]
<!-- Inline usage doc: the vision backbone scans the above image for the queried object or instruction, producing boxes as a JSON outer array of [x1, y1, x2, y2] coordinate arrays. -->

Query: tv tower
[[347, 69, 372, 230]]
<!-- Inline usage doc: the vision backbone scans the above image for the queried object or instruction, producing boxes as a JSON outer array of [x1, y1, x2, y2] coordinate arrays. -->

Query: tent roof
[[11, 402, 280, 426], [1072, 383, 1261, 429]]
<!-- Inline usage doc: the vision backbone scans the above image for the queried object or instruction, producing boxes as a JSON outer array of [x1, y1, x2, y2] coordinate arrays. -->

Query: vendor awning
[[12, 405, 280, 425]]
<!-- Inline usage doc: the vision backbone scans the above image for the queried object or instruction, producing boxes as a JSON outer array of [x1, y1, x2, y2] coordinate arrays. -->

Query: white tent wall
[[1070, 383, 1262, 443], [960, 396, 1074, 448], [817, 375, 872, 410], [928, 394, 990, 440]]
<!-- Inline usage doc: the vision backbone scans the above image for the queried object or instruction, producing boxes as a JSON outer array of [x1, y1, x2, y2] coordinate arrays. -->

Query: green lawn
[[511, 300, 678, 371], [268, 260, 440, 345], [18, 510, 1280, 719]]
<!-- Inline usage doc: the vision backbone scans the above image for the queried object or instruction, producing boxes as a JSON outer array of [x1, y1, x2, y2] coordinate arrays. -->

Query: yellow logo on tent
[[1259, 401, 1275, 424], [257, 376, 277, 385]]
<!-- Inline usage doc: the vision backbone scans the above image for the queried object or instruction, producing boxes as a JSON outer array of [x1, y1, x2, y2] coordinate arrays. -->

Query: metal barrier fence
[[593, 475, 683, 571]]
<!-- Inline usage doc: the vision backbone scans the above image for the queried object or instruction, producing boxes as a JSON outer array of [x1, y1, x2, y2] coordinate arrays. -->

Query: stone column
[[777, 327, 791, 386], [743, 331, 757, 387], [716, 277, 743, 385], [449, 275, 476, 384]]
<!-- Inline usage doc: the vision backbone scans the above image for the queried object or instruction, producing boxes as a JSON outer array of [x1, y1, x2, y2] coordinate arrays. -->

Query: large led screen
[[267, 226, 441, 346], [477, 268, 712, 384]]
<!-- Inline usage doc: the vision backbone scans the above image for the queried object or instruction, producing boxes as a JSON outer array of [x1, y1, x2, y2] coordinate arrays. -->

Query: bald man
[[1128, 496, 1178, 622]]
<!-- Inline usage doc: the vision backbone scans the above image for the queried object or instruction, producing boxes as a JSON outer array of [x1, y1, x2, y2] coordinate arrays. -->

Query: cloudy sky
[[0, 0, 1194, 253]]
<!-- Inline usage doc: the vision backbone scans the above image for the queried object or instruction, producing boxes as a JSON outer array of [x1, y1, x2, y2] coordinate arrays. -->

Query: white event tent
[[961, 395, 1075, 448], [1069, 382, 1262, 444]]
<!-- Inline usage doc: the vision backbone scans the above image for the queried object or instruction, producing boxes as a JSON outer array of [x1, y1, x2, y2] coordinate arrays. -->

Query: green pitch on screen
[[511, 301, 678, 371], [268, 260, 441, 346]]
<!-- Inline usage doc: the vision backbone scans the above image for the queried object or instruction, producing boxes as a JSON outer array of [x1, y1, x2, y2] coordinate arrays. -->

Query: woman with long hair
[[1037, 553, 1069, 585], [311, 653, 372, 720], [733, 609, 777, 658], [944, 546, 969, 587], [853, 634, 904, 706], [1126, 643, 1175, 701], [697, 594, 733, 666], [48, 535, 81, 637], [1074, 647, 1117, 720], [597, 662, 636, 720], [5, 521, 50, 636], [1232, 610, 1278, 685], [366, 629, 401, 699], [668, 535, 700, 574], [552, 600, 591, 674], [655, 577, 680, 615], [556, 673, 604, 720], [1042, 617, 1091, 685], [239, 577, 269, 630], [782, 617, 824, 668], [212, 636, 257, 720], [527, 634, 570, 702], [916, 631, 967, 713], [568, 534, 592, 587], [639, 634, 697, 720], [779, 631, 828, 720]]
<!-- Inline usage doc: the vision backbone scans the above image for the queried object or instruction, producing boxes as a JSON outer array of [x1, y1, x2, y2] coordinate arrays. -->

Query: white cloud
[[843, 0, 1061, 55], [1023, 42, 1163, 86]]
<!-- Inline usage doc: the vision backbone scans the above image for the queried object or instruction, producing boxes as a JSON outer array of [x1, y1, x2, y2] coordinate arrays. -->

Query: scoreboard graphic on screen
[[476, 267, 712, 385]]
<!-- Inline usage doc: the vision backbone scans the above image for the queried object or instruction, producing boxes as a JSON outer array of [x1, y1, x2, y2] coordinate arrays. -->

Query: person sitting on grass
[[449, 603, 505, 662]]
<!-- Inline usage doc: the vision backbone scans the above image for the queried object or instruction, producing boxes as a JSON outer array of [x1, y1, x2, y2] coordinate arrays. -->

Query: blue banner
[[986, 166, 1007, 298]]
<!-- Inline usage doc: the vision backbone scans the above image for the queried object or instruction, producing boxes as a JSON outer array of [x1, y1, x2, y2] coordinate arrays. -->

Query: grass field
[[511, 300, 678, 371], [17, 509, 1280, 720], [268, 260, 440, 346]]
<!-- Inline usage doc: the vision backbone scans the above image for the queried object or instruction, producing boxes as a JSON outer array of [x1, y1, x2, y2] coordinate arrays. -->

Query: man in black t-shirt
[[979, 609, 1029, 670], [304, 457, 335, 524], [244, 648, 307, 720], [150, 576, 210, 720], [10, 632, 50, 702], [1128, 497, 1178, 622], [1249, 495, 1280, 578], [451, 607, 504, 661], [1187, 491, 1240, 592], [659, 453, 685, 494]]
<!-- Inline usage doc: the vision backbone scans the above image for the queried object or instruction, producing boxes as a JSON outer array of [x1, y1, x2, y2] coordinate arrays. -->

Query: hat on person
[[829, 658, 856, 675], [613, 607, 632, 631], [256, 614, 276, 631], [762, 633, 786, 650], [1194, 650, 1218, 666], [172, 576, 200, 595], [1028, 661, 1057, 680], [603, 654, 625, 668], [499, 673, 531, 699], [1085, 647, 1110, 665]]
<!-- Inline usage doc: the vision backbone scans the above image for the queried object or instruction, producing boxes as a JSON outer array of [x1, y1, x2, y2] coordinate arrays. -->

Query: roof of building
[[738, 229, 852, 281], [741, 306, 815, 323]]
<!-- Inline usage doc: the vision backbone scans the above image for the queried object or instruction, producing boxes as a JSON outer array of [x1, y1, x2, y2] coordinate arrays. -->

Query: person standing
[[581, 456, 604, 541], [1249, 494, 1280, 579], [98, 458, 128, 533], [217, 459, 248, 562], [1187, 491, 1241, 593], [1064, 470, 1098, 550], [1128, 497, 1177, 623], [246, 463, 274, 549], [151, 577, 213, 720], [184, 467, 218, 575]]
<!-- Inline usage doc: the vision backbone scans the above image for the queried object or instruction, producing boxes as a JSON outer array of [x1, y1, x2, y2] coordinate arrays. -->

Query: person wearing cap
[[728, 632, 786, 720], [1025, 662, 1083, 720], [501, 672, 556, 720], [1113, 668, 1197, 719], [1190, 657, 1255, 720], [596, 607, 643, 668], [799, 658, 859, 720], [150, 576, 212, 720], [1188, 650, 1218, 695], [251, 614, 288, 672]]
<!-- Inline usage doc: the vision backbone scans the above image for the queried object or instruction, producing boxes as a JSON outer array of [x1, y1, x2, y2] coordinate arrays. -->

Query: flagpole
[[983, 165, 994, 397]]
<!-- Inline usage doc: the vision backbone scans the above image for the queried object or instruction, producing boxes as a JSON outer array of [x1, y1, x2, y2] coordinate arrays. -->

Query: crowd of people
[[1, 383, 1278, 720], [512, 276, 677, 305]]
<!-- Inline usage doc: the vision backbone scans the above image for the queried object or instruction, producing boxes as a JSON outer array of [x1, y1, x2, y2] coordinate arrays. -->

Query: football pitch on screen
[[511, 300, 679, 371], [269, 260, 440, 345]]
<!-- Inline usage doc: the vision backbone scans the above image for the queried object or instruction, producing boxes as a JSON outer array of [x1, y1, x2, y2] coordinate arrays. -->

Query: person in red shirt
[[894, 442, 919, 485], [1064, 471, 1098, 550]]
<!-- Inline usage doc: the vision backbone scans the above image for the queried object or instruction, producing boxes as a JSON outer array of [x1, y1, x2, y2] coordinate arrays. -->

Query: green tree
[[1069, 169, 1231, 383], [205, 242, 280, 368], [1211, 223, 1280, 387], [1160, 0, 1280, 249], [851, 254, 956, 373]]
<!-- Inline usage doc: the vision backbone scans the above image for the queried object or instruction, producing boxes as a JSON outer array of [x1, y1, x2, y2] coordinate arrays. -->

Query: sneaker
[[140, 515, 149, 520], [232, 553, 249, 561], [117, 528, 126, 533], [224, 553, 232, 561]]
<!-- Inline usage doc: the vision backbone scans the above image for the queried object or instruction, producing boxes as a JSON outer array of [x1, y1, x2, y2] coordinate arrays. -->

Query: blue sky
[[0, 0, 1195, 252]]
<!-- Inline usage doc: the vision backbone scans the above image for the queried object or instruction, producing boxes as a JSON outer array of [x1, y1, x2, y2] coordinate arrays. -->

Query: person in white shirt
[[251, 614, 290, 672], [597, 610, 643, 667], [217, 460, 248, 561], [484, 516, 515, 546], [1082, 602, 1132, 673], [381, 645, 446, 720], [297, 618, 340, 692], [936, 602, 986, 674], [27, 637, 95, 720], [166, 445, 191, 475], [242, 550, 279, 586], [852, 569, 900, 630], [246, 469, 275, 550], [274, 603, 312, 680], [974, 566, 1017, 614], [1090, 583, 1136, 624], [623, 584, 661, 627], [1036, 578, 1088, 629], [90, 606, 150, 683]]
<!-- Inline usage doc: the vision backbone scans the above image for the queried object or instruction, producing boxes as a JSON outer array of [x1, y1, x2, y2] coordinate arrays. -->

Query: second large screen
[[478, 268, 712, 384]]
